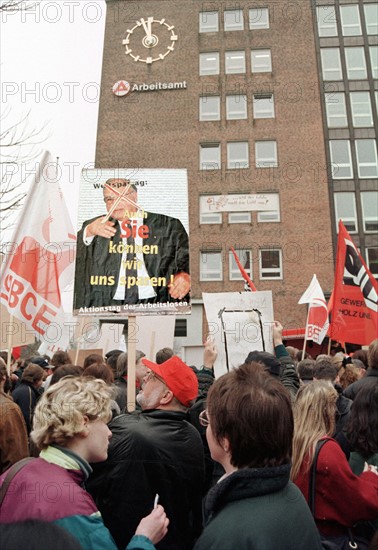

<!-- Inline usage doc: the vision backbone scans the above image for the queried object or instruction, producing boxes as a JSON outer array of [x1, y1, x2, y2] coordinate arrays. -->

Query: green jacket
[[194, 465, 323, 550]]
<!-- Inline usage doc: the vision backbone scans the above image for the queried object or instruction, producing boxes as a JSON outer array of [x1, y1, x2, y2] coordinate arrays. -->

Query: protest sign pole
[[74, 316, 86, 365], [301, 306, 311, 360], [127, 315, 137, 413], [149, 330, 156, 361]]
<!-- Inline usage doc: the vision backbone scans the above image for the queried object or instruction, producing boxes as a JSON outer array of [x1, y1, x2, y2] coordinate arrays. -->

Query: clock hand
[[141, 16, 153, 40]]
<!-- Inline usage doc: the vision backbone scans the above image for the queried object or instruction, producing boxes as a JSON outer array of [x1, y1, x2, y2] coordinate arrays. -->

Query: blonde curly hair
[[31, 376, 113, 449]]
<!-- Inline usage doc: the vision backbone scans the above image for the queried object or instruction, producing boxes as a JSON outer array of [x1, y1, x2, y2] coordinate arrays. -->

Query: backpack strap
[[309, 438, 330, 515], [0, 457, 35, 507]]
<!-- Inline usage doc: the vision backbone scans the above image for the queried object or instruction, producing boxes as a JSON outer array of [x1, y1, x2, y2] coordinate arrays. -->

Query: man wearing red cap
[[87, 356, 205, 550]]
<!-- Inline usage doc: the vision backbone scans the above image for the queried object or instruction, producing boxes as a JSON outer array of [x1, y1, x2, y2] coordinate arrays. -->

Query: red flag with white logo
[[328, 221, 378, 345], [0, 152, 76, 349], [298, 274, 329, 344], [230, 247, 256, 292]]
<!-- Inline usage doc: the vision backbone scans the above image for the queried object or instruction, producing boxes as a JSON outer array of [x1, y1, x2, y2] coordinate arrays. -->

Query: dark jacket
[[343, 368, 378, 400], [275, 344, 301, 402], [87, 409, 205, 550], [194, 465, 323, 550], [0, 446, 155, 550], [74, 211, 189, 309], [12, 381, 41, 434]]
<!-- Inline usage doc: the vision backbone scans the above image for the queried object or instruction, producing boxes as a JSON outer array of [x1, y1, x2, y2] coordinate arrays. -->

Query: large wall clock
[[123, 17, 178, 64]]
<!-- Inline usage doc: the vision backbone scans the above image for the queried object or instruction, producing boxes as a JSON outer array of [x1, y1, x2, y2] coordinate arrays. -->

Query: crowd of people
[[0, 325, 377, 550]]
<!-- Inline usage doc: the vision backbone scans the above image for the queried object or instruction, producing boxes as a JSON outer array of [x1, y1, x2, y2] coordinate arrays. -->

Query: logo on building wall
[[112, 80, 131, 96]]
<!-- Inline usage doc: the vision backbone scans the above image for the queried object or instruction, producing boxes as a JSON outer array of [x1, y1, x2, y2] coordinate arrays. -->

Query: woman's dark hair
[[82, 363, 114, 384], [50, 365, 83, 386], [83, 353, 104, 370], [207, 362, 293, 469], [0, 520, 83, 550], [347, 383, 378, 459], [21, 364, 45, 384]]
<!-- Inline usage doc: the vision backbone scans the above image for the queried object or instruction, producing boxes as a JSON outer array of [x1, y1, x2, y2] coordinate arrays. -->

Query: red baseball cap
[[142, 356, 198, 407]]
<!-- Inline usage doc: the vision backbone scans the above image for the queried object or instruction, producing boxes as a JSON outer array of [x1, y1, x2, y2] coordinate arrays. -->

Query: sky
[[1, 0, 107, 232]]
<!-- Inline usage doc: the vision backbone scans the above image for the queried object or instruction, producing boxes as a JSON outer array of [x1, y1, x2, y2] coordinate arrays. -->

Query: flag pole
[[327, 338, 332, 355], [6, 314, 13, 376], [74, 316, 86, 365], [301, 306, 311, 360]]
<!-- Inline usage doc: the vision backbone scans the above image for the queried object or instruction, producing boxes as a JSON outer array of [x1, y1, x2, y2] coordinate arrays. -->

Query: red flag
[[0, 152, 76, 349], [329, 221, 378, 345], [230, 247, 256, 291], [298, 275, 329, 344]]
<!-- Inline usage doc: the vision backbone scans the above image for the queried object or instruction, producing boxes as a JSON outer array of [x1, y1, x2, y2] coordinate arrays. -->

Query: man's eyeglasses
[[199, 409, 210, 427], [144, 370, 166, 385]]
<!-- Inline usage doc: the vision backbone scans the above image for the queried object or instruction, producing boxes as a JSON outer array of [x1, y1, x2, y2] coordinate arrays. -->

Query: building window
[[199, 96, 220, 121], [364, 4, 378, 35], [225, 51, 246, 74], [259, 249, 282, 279], [325, 92, 347, 128], [199, 52, 220, 75], [200, 212, 222, 224], [249, 7, 269, 29], [251, 49, 272, 73], [255, 141, 278, 168], [340, 5, 362, 36], [229, 249, 252, 280], [199, 11, 219, 33], [334, 192, 357, 233], [361, 192, 378, 232], [226, 95, 248, 120], [370, 46, 378, 79], [224, 9, 244, 31], [345, 47, 367, 80], [200, 144, 221, 170], [257, 193, 280, 223], [228, 212, 251, 224], [227, 142, 249, 169], [316, 6, 337, 37], [253, 94, 275, 119], [200, 251, 222, 281], [329, 140, 353, 179], [350, 92, 373, 128], [321, 48, 342, 81], [366, 248, 378, 279], [355, 140, 378, 179]]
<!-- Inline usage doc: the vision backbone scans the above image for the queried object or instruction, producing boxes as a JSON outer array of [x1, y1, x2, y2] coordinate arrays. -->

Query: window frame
[[225, 50, 246, 74], [259, 248, 283, 280], [325, 92, 347, 128], [199, 52, 220, 76], [227, 141, 249, 170], [320, 48, 343, 81], [226, 94, 248, 120], [329, 140, 353, 179], [224, 9, 244, 31], [340, 5, 362, 36], [255, 141, 278, 168], [366, 248, 378, 279], [228, 212, 252, 224], [199, 96, 221, 121], [257, 193, 280, 223], [253, 94, 275, 119], [200, 143, 221, 170], [251, 49, 272, 73], [355, 139, 378, 179], [316, 6, 338, 37], [199, 11, 219, 33], [364, 4, 378, 36], [350, 92, 373, 128], [334, 192, 358, 234], [229, 248, 253, 281], [200, 251, 223, 281], [361, 191, 378, 233], [249, 7, 269, 30], [345, 47, 367, 80]]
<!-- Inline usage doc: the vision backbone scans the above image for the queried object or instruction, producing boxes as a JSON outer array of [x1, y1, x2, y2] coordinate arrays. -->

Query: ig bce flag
[[298, 274, 329, 344], [0, 151, 76, 349]]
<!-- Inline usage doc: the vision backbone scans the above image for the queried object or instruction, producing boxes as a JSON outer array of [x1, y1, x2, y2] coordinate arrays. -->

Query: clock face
[[123, 17, 178, 64]]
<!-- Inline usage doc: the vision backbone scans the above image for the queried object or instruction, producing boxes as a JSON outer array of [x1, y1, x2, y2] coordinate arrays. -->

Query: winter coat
[[194, 465, 323, 550], [87, 409, 205, 550], [12, 381, 41, 433], [294, 437, 378, 537], [343, 368, 378, 400], [0, 445, 156, 550], [0, 392, 29, 474]]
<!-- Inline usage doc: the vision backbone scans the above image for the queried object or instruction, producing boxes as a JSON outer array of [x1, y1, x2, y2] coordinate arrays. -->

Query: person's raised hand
[[85, 217, 117, 239], [134, 505, 169, 545], [168, 272, 191, 300]]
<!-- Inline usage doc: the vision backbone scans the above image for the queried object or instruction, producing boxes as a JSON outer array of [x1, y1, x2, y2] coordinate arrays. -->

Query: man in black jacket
[[74, 178, 190, 310], [87, 356, 205, 550]]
